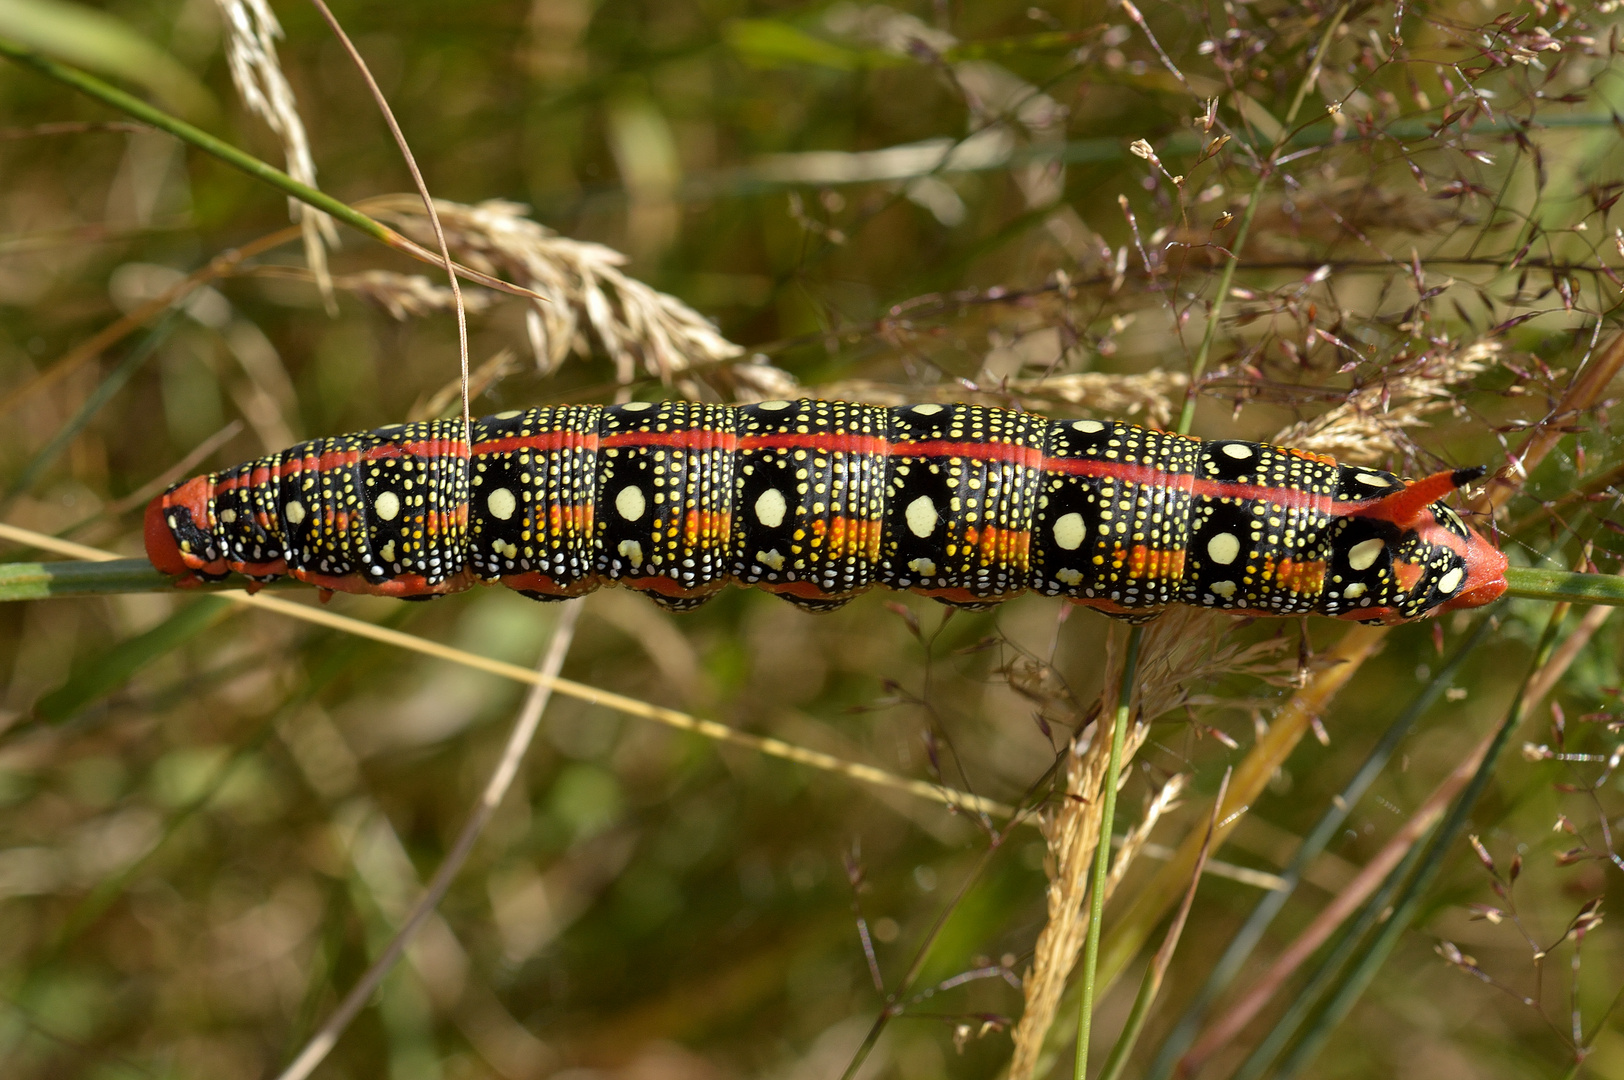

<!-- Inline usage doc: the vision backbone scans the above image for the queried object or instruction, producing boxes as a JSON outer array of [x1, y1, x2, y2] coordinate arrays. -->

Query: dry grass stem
[[409, 349, 520, 423], [1277, 341, 1499, 465], [1007, 609, 1276, 1080], [273, 601, 582, 1080], [1182, 595, 1617, 1074], [213, 0, 337, 304], [364, 196, 747, 387], [818, 370, 1187, 429], [1107, 773, 1186, 903], [0, 523, 1015, 822]]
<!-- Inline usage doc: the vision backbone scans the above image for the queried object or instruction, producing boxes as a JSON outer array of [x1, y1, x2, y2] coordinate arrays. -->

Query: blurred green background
[[2, 1, 1624, 1078]]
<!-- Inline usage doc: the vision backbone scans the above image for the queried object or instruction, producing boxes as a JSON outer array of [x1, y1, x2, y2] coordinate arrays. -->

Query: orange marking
[[964, 525, 1033, 569], [1260, 556, 1326, 595], [1393, 560, 1425, 592], [1123, 545, 1187, 582]]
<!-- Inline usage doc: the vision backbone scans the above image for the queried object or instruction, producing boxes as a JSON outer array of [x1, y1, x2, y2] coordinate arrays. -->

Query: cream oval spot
[[1073, 419, 1106, 434], [621, 401, 653, 412], [617, 539, 644, 567], [1437, 567, 1464, 594], [1053, 512, 1087, 550], [616, 485, 647, 522], [219, 508, 236, 524], [1210, 580, 1237, 600], [912, 403, 944, 416], [1347, 537, 1385, 571], [757, 399, 793, 411], [905, 496, 938, 538], [1220, 443, 1253, 460], [284, 500, 306, 525], [1343, 582, 1368, 599], [756, 549, 785, 570], [379, 540, 396, 563], [1207, 532, 1241, 565], [1056, 567, 1084, 586], [907, 557, 937, 576], [374, 491, 401, 521], [755, 488, 787, 528], [1355, 471, 1393, 488], [487, 487, 517, 521], [494, 409, 523, 419]]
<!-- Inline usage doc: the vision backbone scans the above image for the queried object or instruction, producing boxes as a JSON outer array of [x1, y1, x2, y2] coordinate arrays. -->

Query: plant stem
[[0, 36, 395, 247], [1272, 602, 1568, 1079], [0, 38, 541, 301], [1074, 625, 1142, 1079]]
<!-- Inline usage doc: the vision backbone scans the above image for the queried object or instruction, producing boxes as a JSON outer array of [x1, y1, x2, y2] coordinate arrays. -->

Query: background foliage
[[1, 1, 1623, 1078]]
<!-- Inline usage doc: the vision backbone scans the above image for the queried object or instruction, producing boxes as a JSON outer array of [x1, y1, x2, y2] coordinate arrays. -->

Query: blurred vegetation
[[2, 1, 1624, 1079]]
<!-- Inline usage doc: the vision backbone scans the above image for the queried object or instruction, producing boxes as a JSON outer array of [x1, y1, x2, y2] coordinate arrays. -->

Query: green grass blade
[[0, 36, 393, 247], [1142, 617, 1491, 1080], [31, 595, 234, 724], [3, 313, 178, 504], [1270, 604, 1568, 1079], [1074, 625, 1142, 1079]]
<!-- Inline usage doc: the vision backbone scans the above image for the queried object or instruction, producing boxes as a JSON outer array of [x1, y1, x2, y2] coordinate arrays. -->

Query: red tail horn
[[1351, 467, 1485, 529]]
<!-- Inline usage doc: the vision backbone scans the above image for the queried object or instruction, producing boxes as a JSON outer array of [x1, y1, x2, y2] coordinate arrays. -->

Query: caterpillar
[[145, 399, 1508, 624]]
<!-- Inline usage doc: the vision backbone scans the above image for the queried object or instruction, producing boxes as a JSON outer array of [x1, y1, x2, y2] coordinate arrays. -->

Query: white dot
[[1355, 472, 1393, 488], [487, 487, 517, 520], [1073, 420, 1105, 433], [755, 488, 787, 528], [616, 485, 646, 522], [912, 403, 944, 416], [1207, 532, 1240, 565], [621, 401, 653, 412], [1210, 580, 1237, 599], [374, 491, 400, 521], [1347, 537, 1385, 571], [1221, 443, 1253, 460], [757, 400, 793, 411], [1437, 567, 1464, 594], [906, 496, 938, 538], [284, 500, 305, 525], [1343, 582, 1368, 599], [1053, 512, 1087, 550]]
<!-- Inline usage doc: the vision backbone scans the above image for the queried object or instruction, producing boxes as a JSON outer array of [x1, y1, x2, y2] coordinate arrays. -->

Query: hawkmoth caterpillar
[[146, 399, 1507, 624]]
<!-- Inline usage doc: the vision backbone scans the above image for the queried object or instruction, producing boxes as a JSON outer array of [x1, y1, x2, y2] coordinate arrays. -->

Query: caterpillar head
[[145, 476, 225, 584], [1329, 466, 1506, 624]]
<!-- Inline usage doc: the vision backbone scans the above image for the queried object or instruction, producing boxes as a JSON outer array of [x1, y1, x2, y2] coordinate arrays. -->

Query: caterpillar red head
[[1332, 465, 1507, 624]]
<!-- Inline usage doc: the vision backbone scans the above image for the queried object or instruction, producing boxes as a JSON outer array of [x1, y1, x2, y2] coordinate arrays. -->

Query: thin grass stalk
[[1170, 3, 1347, 436], [273, 601, 581, 1080], [1226, 814, 1441, 1080], [1, 313, 179, 508], [0, 523, 1013, 821], [0, 38, 543, 304], [1073, 626, 1143, 1078], [1096, 768, 1231, 1080], [1269, 604, 1569, 1079], [1145, 617, 1492, 1079], [306, 0, 471, 438], [1185, 567, 1619, 1072], [0, 225, 301, 420], [838, 841, 1007, 1080]]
